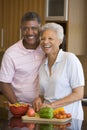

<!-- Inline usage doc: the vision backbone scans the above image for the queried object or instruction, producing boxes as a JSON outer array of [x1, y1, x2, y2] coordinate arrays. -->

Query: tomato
[[55, 114, 60, 119], [66, 113, 71, 118], [66, 122, 71, 127], [62, 114, 67, 119], [27, 123, 35, 130], [27, 108, 35, 117]]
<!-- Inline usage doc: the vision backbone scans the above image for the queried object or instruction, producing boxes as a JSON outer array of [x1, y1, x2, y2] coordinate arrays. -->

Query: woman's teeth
[[44, 45, 51, 48]]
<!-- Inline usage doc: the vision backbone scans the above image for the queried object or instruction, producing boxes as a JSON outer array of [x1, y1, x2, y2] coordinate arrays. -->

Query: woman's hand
[[40, 103, 52, 108]]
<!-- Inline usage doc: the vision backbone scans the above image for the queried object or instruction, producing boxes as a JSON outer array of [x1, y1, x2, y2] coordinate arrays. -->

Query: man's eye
[[22, 26, 39, 32], [22, 27, 28, 31], [31, 27, 39, 30]]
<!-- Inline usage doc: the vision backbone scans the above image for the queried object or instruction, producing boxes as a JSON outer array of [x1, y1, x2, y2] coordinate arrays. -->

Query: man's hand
[[33, 97, 42, 112]]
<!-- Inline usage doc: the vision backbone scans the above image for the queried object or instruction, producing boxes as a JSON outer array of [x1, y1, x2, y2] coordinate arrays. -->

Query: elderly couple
[[0, 12, 84, 120]]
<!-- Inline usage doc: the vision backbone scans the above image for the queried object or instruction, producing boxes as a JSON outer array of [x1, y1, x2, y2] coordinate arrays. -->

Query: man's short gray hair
[[41, 23, 64, 42]]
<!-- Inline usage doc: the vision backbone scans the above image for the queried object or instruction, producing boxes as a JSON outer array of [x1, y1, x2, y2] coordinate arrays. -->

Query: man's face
[[21, 20, 40, 49]]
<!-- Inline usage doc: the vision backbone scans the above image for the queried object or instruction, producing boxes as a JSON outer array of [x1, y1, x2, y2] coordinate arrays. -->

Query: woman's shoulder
[[60, 50, 81, 65], [62, 50, 78, 60]]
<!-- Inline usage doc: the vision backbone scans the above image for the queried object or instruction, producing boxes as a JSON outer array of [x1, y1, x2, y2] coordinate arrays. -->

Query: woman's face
[[40, 29, 61, 55]]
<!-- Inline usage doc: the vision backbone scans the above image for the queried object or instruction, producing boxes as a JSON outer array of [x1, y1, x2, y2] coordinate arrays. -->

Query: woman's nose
[[43, 38, 49, 43]]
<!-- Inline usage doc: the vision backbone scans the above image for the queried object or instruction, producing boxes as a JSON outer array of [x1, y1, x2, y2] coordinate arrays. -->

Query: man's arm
[[0, 82, 17, 104]]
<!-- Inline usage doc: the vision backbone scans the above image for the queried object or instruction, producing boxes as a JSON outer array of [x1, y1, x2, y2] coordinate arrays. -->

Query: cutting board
[[22, 115, 72, 124]]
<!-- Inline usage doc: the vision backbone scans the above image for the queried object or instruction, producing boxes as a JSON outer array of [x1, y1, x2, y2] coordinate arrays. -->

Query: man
[[0, 12, 45, 105]]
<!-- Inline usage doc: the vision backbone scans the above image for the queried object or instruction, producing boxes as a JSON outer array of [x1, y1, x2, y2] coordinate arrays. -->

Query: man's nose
[[22, 27, 34, 34], [26, 27, 33, 34]]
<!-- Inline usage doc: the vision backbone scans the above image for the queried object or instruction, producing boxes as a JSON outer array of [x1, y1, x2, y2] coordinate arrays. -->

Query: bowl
[[9, 117, 27, 128], [9, 103, 29, 117]]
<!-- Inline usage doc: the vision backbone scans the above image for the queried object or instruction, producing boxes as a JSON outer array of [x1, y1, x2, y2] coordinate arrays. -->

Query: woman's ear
[[58, 39, 62, 45]]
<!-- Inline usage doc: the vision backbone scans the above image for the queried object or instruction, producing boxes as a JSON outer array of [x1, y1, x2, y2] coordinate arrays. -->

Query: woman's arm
[[50, 86, 84, 108]]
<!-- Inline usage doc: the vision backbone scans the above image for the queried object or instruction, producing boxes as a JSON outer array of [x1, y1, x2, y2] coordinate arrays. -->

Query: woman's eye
[[49, 38, 53, 40], [41, 38, 44, 41]]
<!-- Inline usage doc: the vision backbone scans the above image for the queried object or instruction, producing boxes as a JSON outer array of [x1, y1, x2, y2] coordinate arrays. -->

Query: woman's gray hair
[[41, 23, 64, 42]]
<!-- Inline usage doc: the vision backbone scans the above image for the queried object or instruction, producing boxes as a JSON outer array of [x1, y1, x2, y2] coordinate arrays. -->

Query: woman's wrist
[[50, 102, 56, 109]]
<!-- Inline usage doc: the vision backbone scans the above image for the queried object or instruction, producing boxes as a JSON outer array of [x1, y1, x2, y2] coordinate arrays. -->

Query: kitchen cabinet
[[0, 0, 19, 51], [0, 0, 3, 51], [77, 55, 87, 98], [0, 0, 45, 52], [67, 0, 87, 55], [83, 106, 87, 121], [0, 0, 10, 51]]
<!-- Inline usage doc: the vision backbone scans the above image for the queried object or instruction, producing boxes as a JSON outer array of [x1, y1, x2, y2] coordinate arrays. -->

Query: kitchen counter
[[0, 107, 87, 130]]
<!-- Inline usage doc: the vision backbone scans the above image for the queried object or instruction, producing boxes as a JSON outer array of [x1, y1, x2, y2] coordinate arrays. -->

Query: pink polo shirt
[[0, 40, 45, 105]]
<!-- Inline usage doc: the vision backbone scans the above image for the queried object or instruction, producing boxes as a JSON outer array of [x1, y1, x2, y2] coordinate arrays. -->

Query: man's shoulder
[[5, 40, 22, 53]]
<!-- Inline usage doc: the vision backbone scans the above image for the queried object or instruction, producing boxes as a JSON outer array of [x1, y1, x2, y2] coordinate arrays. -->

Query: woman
[[33, 23, 85, 120]]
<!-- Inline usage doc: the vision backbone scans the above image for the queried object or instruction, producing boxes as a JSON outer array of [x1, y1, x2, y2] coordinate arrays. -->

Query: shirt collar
[[44, 49, 64, 65], [18, 39, 41, 54]]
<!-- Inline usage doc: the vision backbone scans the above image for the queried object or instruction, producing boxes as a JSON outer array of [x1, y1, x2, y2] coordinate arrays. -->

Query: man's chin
[[27, 43, 39, 49], [23, 39, 39, 49], [27, 40, 37, 45]]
